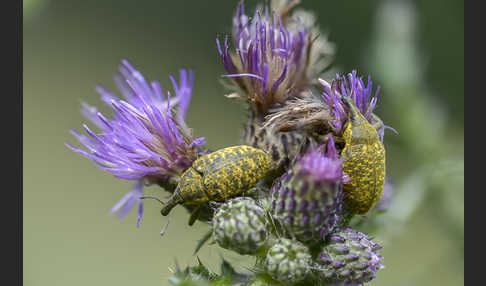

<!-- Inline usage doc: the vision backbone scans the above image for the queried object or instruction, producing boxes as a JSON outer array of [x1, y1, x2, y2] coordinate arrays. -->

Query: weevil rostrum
[[160, 145, 273, 224], [340, 95, 386, 215]]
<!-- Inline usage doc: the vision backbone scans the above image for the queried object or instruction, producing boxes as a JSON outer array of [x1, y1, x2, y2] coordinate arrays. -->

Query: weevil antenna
[[139, 195, 166, 206], [138, 196, 171, 236]]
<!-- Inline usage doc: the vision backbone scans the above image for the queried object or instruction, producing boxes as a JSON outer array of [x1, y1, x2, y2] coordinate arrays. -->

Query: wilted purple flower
[[217, 1, 311, 115], [270, 135, 344, 242], [264, 70, 395, 143], [319, 70, 381, 133], [66, 60, 205, 226]]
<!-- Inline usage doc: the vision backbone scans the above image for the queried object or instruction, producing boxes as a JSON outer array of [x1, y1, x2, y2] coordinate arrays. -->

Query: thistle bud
[[270, 135, 344, 242], [314, 227, 384, 284], [265, 238, 312, 283], [212, 197, 268, 255]]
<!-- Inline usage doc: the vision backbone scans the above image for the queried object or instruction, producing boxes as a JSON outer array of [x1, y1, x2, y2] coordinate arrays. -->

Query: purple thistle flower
[[66, 60, 205, 226], [297, 134, 343, 184], [109, 180, 144, 227], [319, 71, 380, 133], [217, 1, 310, 115]]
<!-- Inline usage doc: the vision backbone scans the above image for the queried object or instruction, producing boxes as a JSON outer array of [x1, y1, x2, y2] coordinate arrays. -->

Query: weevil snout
[[160, 188, 184, 216]]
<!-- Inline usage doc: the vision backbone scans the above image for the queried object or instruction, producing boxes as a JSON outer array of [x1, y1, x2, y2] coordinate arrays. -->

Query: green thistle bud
[[265, 238, 312, 283], [314, 227, 384, 284], [270, 136, 344, 243], [212, 197, 268, 255]]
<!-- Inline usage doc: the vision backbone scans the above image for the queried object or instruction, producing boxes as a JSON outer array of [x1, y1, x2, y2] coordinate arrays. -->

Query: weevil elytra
[[160, 145, 273, 224], [340, 95, 386, 214]]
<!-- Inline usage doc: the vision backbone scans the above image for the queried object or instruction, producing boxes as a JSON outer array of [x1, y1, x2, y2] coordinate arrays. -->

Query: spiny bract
[[161, 145, 273, 221]]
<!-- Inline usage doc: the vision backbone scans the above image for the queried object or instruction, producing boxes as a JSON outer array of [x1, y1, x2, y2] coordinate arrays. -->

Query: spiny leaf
[[220, 259, 237, 277], [194, 229, 214, 255]]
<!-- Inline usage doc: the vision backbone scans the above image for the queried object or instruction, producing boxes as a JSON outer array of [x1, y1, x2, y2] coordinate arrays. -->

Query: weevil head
[[161, 167, 205, 216], [340, 95, 379, 145], [161, 192, 182, 216]]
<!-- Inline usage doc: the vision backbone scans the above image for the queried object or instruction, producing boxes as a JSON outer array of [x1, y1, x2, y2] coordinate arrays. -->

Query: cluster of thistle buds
[[66, 0, 393, 285]]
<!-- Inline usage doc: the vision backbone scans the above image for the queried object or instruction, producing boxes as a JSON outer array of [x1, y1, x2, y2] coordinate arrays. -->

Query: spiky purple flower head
[[271, 135, 344, 242], [319, 70, 381, 134], [108, 180, 144, 227], [297, 135, 343, 184], [217, 1, 311, 115], [66, 60, 205, 226]]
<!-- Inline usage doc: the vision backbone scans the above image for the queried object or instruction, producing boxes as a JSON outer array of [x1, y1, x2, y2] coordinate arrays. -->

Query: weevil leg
[[317, 133, 345, 144], [371, 113, 384, 131], [188, 205, 202, 226], [242, 186, 258, 197], [243, 183, 269, 200], [208, 201, 222, 208]]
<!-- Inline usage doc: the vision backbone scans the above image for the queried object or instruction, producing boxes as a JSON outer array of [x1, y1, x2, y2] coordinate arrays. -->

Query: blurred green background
[[23, 0, 463, 285]]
